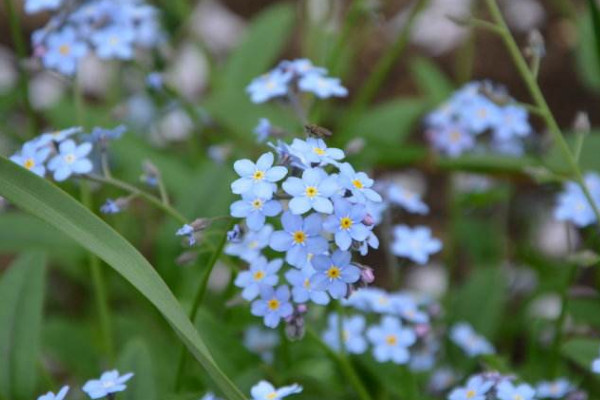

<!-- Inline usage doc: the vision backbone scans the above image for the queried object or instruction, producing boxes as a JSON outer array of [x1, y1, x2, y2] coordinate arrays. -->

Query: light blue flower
[[322, 313, 368, 354], [176, 224, 196, 246], [282, 167, 339, 214], [235, 256, 282, 300], [25, 0, 62, 14], [387, 184, 429, 215], [289, 137, 345, 167], [427, 123, 475, 158], [269, 212, 328, 268], [409, 338, 439, 372], [10, 141, 51, 177], [457, 94, 502, 134], [42, 27, 88, 76], [243, 325, 280, 363], [37, 386, 69, 400], [230, 193, 282, 231], [91, 26, 135, 59], [554, 173, 600, 227], [310, 250, 360, 299], [47, 139, 93, 181], [298, 73, 348, 98], [535, 378, 573, 399], [100, 198, 122, 214], [251, 285, 294, 328], [323, 198, 370, 250], [82, 370, 134, 399], [449, 322, 495, 357], [492, 104, 531, 141], [200, 392, 223, 400], [285, 265, 329, 305], [232, 152, 287, 198], [428, 368, 458, 393], [254, 118, 272, 143], [426, 101, 457, 127], [250, 380, 302, 400], [88, 125, 126, 143], [391, 225, 442, 265], [366, 316, 416, 364], [497, 381, 536, 400], [338, 163, 382, 203], [592, 349, 600, 374], [225, 224, 273, 262], [37, 127, 83, 146], [279, 58, 327, 76], [246, 69, 292, 103], [448, 376, 494, 400], [491, 136, 525, 156], [146, 72, 163, 90], [392, 295, 429, 324]]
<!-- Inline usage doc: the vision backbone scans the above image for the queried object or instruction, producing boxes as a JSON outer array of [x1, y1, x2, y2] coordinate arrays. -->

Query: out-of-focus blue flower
[[89, 125, 126, 143], [554, 173, 600, 227], [392, 295, 429, 324], [449, 322, 495, 357], [298, 73, 348, 98], [243, 325, 280, 363], [322, 313, 368, 354], [10, 142, 51, 177], [100, 198, 122, 214], [269, 212, 328, 268], [366, 316, 416, 364], [176, 224, 195, 246], [254, 118, 272, 143], [428, 368, 458, 393], [338, 163, 382, 203], [448, 375, 494, 400], [457, 94, 502, 134], [47, 139, 93, 181], [493, 105, 531, 141], [310, 250, 360, 299], [497, 381, 536, 400], [289, 137, 345, 167], [25, 0, 62, 14], [232, 152, 287, 198], [391, 225, 442, 265], [225, 224, 273, 262], [37, 126, 83, 146], [251, 285, 294, 328], [146, 72, 163, 90], [246, 69, 292, 104], [250, 380, 302, 400], [592, 349, 600, 374], [42, 27, 88, 76], [323, 198, 370, 250], [409, 341, 438, 372], [279, 58, 327, 76], [227, 224, 242, 242], [200, 393, 223, 400], [82, 370, 134, 399], [230, 193, 282, 231], [387, 184, 429, 215], [285, 265, 329, 305], [282, 167, 339, 214], [427, 124, 475, 158], [235, 256, 282, 300], [37, 386, 69, 400], [91, 27, 135, 59], [535, 378, 573, 399]]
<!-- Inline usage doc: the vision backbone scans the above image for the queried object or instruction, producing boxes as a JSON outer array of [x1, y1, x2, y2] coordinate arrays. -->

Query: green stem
[[484, 0, 600, 225], [549, 265, 578, 376], [306, 328, 373, 400], [156, 171, 170, 206], [83, 174, 187, 224]]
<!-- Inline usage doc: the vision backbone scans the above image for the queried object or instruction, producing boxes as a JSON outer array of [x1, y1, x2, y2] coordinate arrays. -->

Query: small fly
[[304, 124, 332, 138]]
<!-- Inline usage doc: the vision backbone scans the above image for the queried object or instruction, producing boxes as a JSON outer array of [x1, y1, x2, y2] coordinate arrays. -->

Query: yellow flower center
[[340, 217, 353, 230], [293, 230, 306, 244], [466, 390, 476, 399], [342, 329, 350, 342], [385, 334, 397, 346], [253, 271, 265, 281], [313, 147, 326, 156], [267, 299, 280, 310], [24, 158, 35, 170], [326, 266, 341, 279], [513, 395, 523, 400], [248, 240, 259, 249], [305, 186, 318, 198], [252, 199, 263, 209], [450, 131, 462, 142], [64, 154, 76, 164], [352, 179, 363, 189], [253, 170, 265, 181], [303, 278, 311, 288], [59, 44, 71, 55], [109, 36, 119, 45], [266, 393, 277, 400]]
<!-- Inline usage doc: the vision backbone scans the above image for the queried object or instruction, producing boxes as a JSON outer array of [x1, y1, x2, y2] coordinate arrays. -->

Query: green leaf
[[117, 339, 157, 400], [409, 57, 454, 105], [544, 131, 600, 175], [587, 0, 600, 73], [562, 338, 600, 370], [0, 157, 246, 400], [576, 11, 600, 92], [0, 252, 46, 400]]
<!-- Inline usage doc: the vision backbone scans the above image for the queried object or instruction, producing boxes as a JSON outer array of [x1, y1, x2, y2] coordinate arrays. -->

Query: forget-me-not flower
[[427, 124, 475, 158], [391, 225, 442, 265], [269, 212, 328, 268], [285, 265, 330, 305], [311, 250, 360, 299], [282, 167, 339, 214], [289, 137, 345, 167], [493, 105, 531, 141], [38, 126, 83, 146], [37, 386, 69, 400], [592, 348, 600, 374], [535, 378, 573, 398], [298, 73, 348, 98], [100, 198, 122, 214], [25, 0, 62, 14], [387, 184, 429, 215], [393, 295, 429, 324], [88, 125, 127, 143], [497, 381, 536, 400], [230, 193, 282, 231], [323, 198, 370, 250], [449, 322, 495, 357], [243, 325, 280, 363], [82, 370, 134, 399], [323, 313, 368, 354], [246, 69, 292, 103], [176, 224, 196, 246], [10, 142, 51, 177], [338, 163, 382, 203], [225, 224, 273, 262], [554, 173, 600, 227], [251, 285, 294, 328], [366, 316, 416, 364], [448, 375, 494, 400], [250, 380, 302, 400], [91, 27, 135, 59], [42, 27, 88, 76], [232, 152, 287, 198], [254, 118, 272, 143], [458, 94, 502, 134], [47, 139, 93, 181], [235, 256, 282, 300]]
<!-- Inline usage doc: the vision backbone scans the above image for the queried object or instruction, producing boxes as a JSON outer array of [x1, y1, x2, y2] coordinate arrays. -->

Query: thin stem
[[484, 0, 600, 225], [156, 170, 170, 206], [100, 146, 112, 179], [83, 174, 187, 224], [287, 92, 308, 125]]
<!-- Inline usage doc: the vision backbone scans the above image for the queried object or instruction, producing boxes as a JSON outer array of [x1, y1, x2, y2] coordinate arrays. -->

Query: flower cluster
[[29, 0, 163, 75], [554, 172, 600, 227], [449, 322, 495, 358], [201, 380, 302, 400], [224, 137, 381, 328], [36, 370, 133, 400], [246, 59, 347, 103], [425, 81, 532, 157]]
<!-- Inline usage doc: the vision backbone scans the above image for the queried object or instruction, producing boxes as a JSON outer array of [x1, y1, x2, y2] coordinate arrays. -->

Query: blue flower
[[100, 198, 122, 214], [235, 256, 282, 300], [243, 325, 280, 363], [88, 125, 126, 143], [448, 376, 494, 400], [457, 94, 502, 134], [10, 142, 51, 177], [554, 173, 600, 227], [492, 104, 531, 141], [269, 212, 328, 268], [427, 123, 475, 158], [37, 386, 69, 400], [387, 184, 429, 215], [225, 224, 273, 262], [250, 380, 302, 400], [254, 118, 272, 143], [449, 322, 495, 357], [146, 72, 163, 90], [232, 152, 288, 198], [391, 225, 442, 265], [230, 193, 282, 231], [310, 250, 360, 299], [282, 167, 339, 214], [535, 379, 573, 398], [285, 265, 330, 305], [279, 58, 327, 76], [246, 69, 292, 103], [91, 27, 135, 60], [338, 163, 382, 203], [592, 349, 600, 374], [25, 0, 62, 14], [200, 393, 223, 400], [366, 316, 416, 364], [227, 224, 242, 242], [497, 381, 536, 400], [392, 295, 429, 324], [251, 285, 294, 328], [47, 139, 93, 181], [323, 198, 370, 250], [322, 313, 368, 354], [176, 224, 196, 246], [82, 370, 134, 399], [42, 27, 88, 76], [289, 137, 345, 167], [37, 126, 83, 146], [298, 73, 348, 98]]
